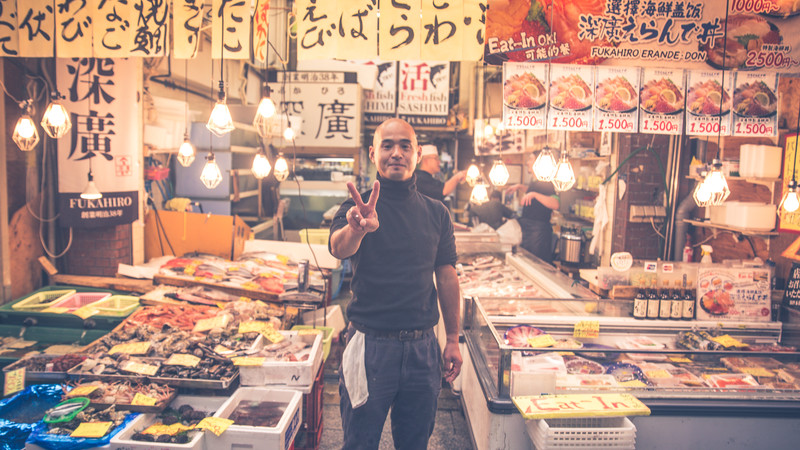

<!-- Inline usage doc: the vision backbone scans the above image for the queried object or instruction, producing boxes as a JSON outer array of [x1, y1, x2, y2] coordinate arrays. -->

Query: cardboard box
[[144, 210, 250, 260], [239, 331, 323, 387], [696, 266, 772, 322]]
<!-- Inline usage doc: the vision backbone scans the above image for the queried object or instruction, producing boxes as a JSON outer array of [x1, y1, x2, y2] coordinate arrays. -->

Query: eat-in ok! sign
[[346, 181, 380, 233]]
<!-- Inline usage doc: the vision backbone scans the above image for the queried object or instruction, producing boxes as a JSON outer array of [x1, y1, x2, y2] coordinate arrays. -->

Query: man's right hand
[[346, 181, 380, 233]]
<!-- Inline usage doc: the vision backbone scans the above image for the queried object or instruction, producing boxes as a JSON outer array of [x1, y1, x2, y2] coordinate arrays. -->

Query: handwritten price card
[[194, 315, 229, 333], [732, 71, 778, 138], [527, 334, 556, 348], [512, 393, 650, 419], [502, 61, 548, 130], [593, 66, 639, 133], [68, 385, 99, 397], [110, 341, 150, 355], [261, 324, 285, 344], [232, 357, 266, 366], [239, 321, 268, 335], [166, 354, 201, 367], [72, 306, 98, 320], [121, 361, 159, 376], [196, 417, 234, 436], [131, 393, 158, 406], [710, 334, 748, 348], [548, 64, 594, 132], [639, 67, 685, 135], [143, 422, 195, 436], [71, 422, 112, 438], [573, 320, 600, 339], [3, 368, 25, 396], [686, 69, 733, 137]]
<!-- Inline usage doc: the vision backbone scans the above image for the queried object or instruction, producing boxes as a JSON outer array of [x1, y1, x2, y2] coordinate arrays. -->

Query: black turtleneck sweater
[[329, 174, 457, 330]]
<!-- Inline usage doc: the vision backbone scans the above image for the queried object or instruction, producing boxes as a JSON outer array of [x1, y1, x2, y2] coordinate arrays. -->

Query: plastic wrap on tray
[[458, 255, 542, 298]]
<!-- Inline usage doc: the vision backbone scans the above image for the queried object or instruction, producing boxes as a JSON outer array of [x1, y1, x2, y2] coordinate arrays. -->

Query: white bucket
[[739, 144, 782, 178]]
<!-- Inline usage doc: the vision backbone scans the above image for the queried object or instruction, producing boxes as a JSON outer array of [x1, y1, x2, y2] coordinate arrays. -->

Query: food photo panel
[[548, 64, 594, 132], [686, 69, 734, 137], [732, 71, 779, 137], [503, 61, 548, 130], [639, 68, 686, 135], [593, 66, 640, 133]]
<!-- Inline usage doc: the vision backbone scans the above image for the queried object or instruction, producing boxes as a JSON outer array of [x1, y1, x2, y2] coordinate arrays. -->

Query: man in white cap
[[414, 144, 465, 202]]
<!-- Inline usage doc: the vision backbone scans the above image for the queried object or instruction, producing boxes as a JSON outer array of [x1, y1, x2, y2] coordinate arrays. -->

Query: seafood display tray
[[2, 354, 84, 384], [66, 366, 240, 390], [90, 389, 177, 413], [239, 330, 323, 387]]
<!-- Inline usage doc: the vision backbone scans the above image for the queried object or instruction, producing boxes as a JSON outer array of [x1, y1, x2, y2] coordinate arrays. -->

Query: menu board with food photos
[[696, 266, 772, 322], [593, 66, 640, 133], [503, 62, 548, 130], [686, 70, 734, 137], [732, 72, 780, 137], [639, 68, 686, 135], [548, 64, 594, 132]]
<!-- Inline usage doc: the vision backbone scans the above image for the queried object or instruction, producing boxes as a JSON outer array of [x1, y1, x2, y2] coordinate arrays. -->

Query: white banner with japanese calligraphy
[[336, 0, 378, 60], [0, 0, 20, 57], [57, 58, 141, 228], [212, 0, 251, 60], [93, 0, 135, 58], [398, 61, 450, 126], [17, 0, 54, 57], [268, 72, 362, 148], [174, 0, 205, 59], [56, 0, 93, 58], [252, 0, 271, 64]]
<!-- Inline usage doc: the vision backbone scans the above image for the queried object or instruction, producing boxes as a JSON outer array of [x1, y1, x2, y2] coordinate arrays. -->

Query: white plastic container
[[205, 388, 302, 450], [239, 330, 323, 387], [709, 202, 776, 231], [738, 144, 782, 178], [526, 416, 636, 449]]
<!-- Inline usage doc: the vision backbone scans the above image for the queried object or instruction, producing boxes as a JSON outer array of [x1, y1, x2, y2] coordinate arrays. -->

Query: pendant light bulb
[[552, 153, 576, 192], [206, 82, 235, 137], [704, 159, 730, 205], [80, 171, 102, 200], [200, 153, 223, 189], [41, 99, 71, 138], [483, 123, 494, 137], [780, 181, 800, 214], [273, 153, 290, 182], [13, 114, 39, 151], [532, 147, 557, 182], [470, 181, 490, 205], [283, 126, 295, 141], [488, 159, 510, 187], [693, 175, 712, 207], [253, 84, 277, 138], [177, 135, 196, 167], [251, 152, 272, 179], [465, 161, 481, 186]]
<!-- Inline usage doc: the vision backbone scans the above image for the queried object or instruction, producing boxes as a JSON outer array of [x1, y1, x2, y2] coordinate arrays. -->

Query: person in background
[[328, 118, 462, 449], [468, 190, 515, 229], [415, 144, 466, 202], [507, 155, 560, 262]]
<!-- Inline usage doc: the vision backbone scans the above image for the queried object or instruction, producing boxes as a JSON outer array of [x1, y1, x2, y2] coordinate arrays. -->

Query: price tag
[[194, 315, 229, 332], [121, 361, 159, 376], [573, 321, 600, 339], [242, 281, 260, 290], [68, 385, 99, 397], [512, 393, 650, 420], [214, 345, 234, 355], [261, 324, 285, 344], [3, 368, 25, 396], [166, 354, 201, 367], [109, 341, 151, 355], [232, 357, 265, 366], [741, 367, 775, 378], [196, 417, 234, 436], [144, 422, 195, 435], [668, 356, 692, 363], [42, 306, 70, 314], [527, 335, 556, 348], [132, 393, 158, 406], [710, 334, 747, 348], [71, 422, 113, 438], [72, 306, 98, 320], [618, 379, 648, 388], [644, 370, 671, 379], [239, 321, 267, 334]]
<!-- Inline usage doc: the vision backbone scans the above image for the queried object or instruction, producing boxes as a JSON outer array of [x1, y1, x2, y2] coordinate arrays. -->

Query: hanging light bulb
[[483, 123, 494, 137], [488, 159, 509, 187], [13, 113, 39, 151], [41, 96, 71, 139], [470, 180, 490, 205], [704, 159, 730, 205], [532, 147, 557, 181], [200, 152, 223, 189], [692, 173, 712, 207], [552, 152, 576, 192], [207, 81, 235, 137], [251, 151, 272, 179], [80, 170, 102, 200], [465, 160, 481, 186], [273, 153, 290, 182], [177, 134, 196, 167], [283, 126, 296, 141], [779, 180, 800, 214], [253, 83, 276, 138]]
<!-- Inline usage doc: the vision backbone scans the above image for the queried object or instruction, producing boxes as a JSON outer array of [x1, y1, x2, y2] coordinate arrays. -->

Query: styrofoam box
[[110, 395, 227, 450], [739, 144, 782, 178], [239, 331, 323, 387], [301, 304, 346, 337], [206, 388, 302, 450], [709, 202, 776, 231]]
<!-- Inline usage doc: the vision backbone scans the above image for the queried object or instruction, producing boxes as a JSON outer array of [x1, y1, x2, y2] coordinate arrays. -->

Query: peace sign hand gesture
[[346, 181, 380, 234]]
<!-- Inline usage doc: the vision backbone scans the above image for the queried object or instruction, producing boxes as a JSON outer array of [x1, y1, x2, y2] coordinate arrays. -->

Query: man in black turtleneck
[[329, 118, 462, 449]]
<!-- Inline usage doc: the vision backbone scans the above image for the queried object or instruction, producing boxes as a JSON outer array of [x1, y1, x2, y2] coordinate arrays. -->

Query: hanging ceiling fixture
[[532, 146, 557, 181], [465, 159, 481, 186], [552, 151, 576, 192], [779, 102, 800, 214], [200, 152, 223, 189], [488, 158, 509, 187], [178, 60, 195, 167], [273, 152, 289, 181], [283, 126, 295, 141], [13, 100, 39, 151], [692, 171, 713, 207], [469, 177, 490, 205], [41, 94, 71, 139], [253, 83, 276, 138], [251, 149, 272, 179], [80, 160, 102, 200], [206, 13, 235, 137]]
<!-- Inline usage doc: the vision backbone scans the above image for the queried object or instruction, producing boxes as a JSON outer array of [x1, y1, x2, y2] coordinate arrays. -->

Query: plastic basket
[[11, 289, 76, 311], [299, 228, 330, 245], [89, 295, 140, 316], [291, 325, 334, 362], [50, 292, 112, 311], [527, 417, 636, 450]]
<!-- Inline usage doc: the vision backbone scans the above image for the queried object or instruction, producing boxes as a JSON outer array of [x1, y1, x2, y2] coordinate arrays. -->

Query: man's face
[[370, 119, 420, 181], [420, 155, 441, 174]]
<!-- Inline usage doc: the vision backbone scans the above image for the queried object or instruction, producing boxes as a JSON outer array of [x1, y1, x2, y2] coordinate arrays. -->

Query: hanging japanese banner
[[398, 61, 450, 126], [484, 0, 800, 73], [361, 60, 398, 126], [17, 0, 54, 57], [420, 0, 462, 61], [252, 0, 271, 64], [174, 0, 205, 59], [502, 61, 548, 130], [379, 0, 421, 61], [639, 67, 686, 135], [462, 0, 488, 61], [94, 0, 135, 58], [685, 69, 733, 137], [731, 71, 779, 137], [0, 0, 19, 57], [336, 0, 378, 60], [212, 0, 250, 60], [129, 0, 168, 57], [548, 64, 594, 132], [297, 0, 339, 60], [593, 66, 640, 133], [56, 58, 141, 228], [56, 0, 93, 58]]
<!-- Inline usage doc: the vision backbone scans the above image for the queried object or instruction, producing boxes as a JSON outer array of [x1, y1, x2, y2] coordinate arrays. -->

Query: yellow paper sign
[[618, 380, 648, 388], [165, 354, 201, 367], [527, 335, 557, 348], [41, 307, 70, 314], [72, 306, 98, 320], [110, 341, 151, 355], [68, 385, 99, 397], [143, 422, 195, 435], [214, 345, 233, 355], [741, 367, 775, 377], [573, 320, 600, 339], [232, 357, 266, 366], [3, 368, 25, 396], [196, 417, 234, 436], [512, 393, 651, 420], [132, 393, 158, 406], [71, 422, 113, 438], [194, 315, 228, 333], [710, 335, 748, 348], [644, 370, 671, 379], [122, 361, 159, 376], [239, 321, 267, 334], [668, 356, 692, 363], [261, 325, 285, 344]]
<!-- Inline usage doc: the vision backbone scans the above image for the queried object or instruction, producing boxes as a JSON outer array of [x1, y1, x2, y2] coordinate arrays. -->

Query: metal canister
[[298, 259, 309, 292]]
